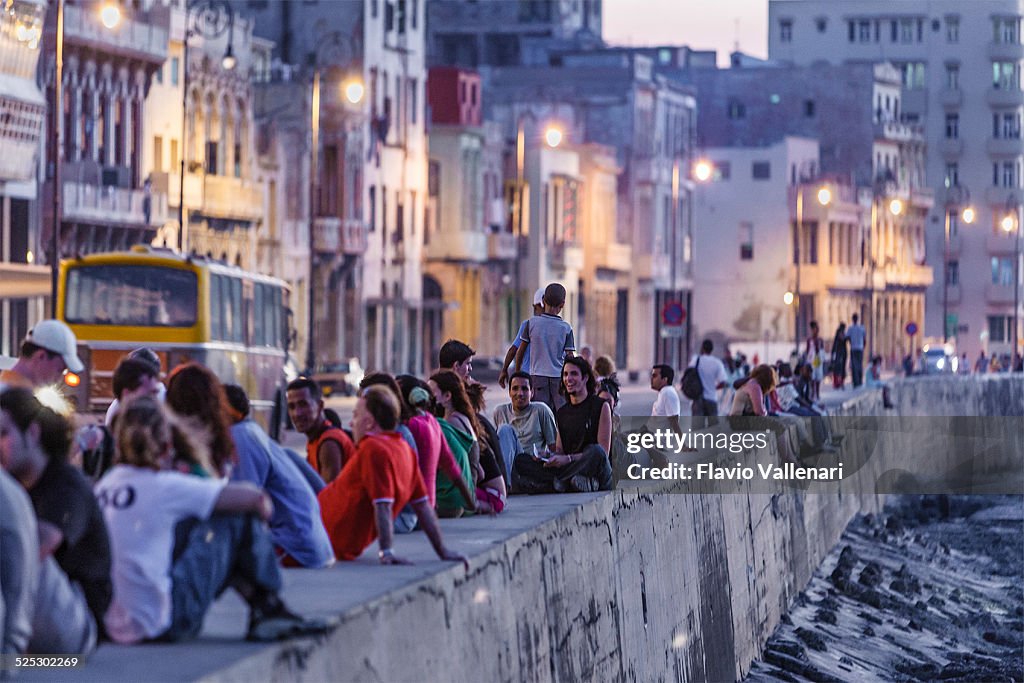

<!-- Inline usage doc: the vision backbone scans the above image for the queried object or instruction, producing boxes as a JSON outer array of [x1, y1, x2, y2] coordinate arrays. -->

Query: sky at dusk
[[602, 0, 769, 65]]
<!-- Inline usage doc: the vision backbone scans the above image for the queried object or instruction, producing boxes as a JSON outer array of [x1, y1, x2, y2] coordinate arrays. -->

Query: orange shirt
[[317, 431, 428, 561], [305, 422, 356, 480]]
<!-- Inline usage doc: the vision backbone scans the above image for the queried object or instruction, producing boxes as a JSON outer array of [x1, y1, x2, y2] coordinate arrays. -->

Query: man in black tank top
[[510, 357, 613, 494]]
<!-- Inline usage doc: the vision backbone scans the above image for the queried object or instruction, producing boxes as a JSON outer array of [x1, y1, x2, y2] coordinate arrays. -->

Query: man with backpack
[[683, 339, 728, 426]]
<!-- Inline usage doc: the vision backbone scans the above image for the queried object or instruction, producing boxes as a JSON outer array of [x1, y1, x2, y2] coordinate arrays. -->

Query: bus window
[[209, 274, 223, 340], [253, 283, 265, 346], [224, 277, 243, 343], [66, 265, 197, 327]]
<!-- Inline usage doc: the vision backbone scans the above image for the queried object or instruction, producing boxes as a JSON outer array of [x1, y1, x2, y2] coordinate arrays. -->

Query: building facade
[[1, 0, 47, 353], [768, 0, 1024, 358]]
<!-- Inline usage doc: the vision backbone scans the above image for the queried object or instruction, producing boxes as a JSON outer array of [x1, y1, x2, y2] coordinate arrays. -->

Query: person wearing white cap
[[497, 287, 546, 389], [0, 320, 85, 389]]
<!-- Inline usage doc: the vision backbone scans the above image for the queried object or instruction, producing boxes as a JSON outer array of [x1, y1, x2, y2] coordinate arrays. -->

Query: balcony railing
[[340, 219, 368, 255], [202, 175, 263, 221], [63, 4, 168, 63], [313, 217, 340, 253], [987, 232, 1021, 254], [987, 87, 1024, 107], [987, 137, 1024, 156], [548, 241, 584, 271], [873, 120, 924, 142], [986, 282, 1016, 304], [487, 232, 517, 260], [989, 41, 1024, 61], [62, 181, 168, 227], [600, 242, 632, 272]]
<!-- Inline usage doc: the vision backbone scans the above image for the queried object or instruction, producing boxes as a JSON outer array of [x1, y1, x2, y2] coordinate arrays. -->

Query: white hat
[[533, 287, 546, 306], [25, 320, 84, 373]]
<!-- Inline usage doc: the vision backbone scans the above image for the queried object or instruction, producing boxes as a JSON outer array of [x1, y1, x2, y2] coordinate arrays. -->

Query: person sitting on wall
[[286, 377, 356, 484]]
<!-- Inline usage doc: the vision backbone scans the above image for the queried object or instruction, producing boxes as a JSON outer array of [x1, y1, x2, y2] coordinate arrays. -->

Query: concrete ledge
[[33, 375, 1024, 682]]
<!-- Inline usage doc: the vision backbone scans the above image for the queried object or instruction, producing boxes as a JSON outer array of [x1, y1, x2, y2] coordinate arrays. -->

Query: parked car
[[312, 358, 364, 396], [921, 345, 957, 374]]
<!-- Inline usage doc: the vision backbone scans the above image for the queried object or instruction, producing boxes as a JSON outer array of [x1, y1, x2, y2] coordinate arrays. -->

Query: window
[[1002, 160, 1019, 188], [989, 315, 1009, 342], [170, 57, 179, 86], [205, 141, 218, 175], [234, 143, 241, 178], [368, 185, 376, 231], [155, 65, 163, 84], [994, 17, 1020, 44], [898, 62, 926, 89], [411, 0, 418, 29], [153, 136, 163, 173], [804, 99, 816, 117], [371, 0, 378, 18], [994, 110, 1022, 138], [992, 256, 1015, 285], [727, 100, 745, 119], [715, 160, 731, 180], [752, 161, 771, 179], [946, 260, 959, 286], [779, 18, 792, 42], [815, 17, 827, 33], [408, 78, 418, 125], [397, 0, 406, 33], [900, 18, 914, 43], [739, 222, 754, 260], [64, 265, 198, 327], [859, 19, 871, 43], [945, 113, 959, 139], [945, 163, 959, 187], [170, 139, 178, 170], [994, 61, 1020, 90], [849, 21, 856, 42], [946, 16, 959, 42], [946, 63, 959, 90]]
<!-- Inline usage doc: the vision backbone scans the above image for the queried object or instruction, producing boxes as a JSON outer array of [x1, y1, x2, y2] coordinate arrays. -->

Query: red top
[[318, 432, 428, 561], [406, 413, 462, 506], [305, 422, 356, 479]]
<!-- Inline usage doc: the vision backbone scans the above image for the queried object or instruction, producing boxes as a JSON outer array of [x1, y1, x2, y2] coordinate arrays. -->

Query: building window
[[946, 16, 959, 42], [1002, 160, 1019, 187], [898, 62, 926, 89], [739, 222, 754, 260], [858, 19, 871, 43], [994, 110, 1022, 138], [779, 18, 792, 42], [752, 161, 770, 180], [899, 18, 914, 43], [727, 100, 745, 119], [170, 57, 179, 86], [408, 77, 418, 126], [804, 99, 816, 117], [155, 65, 163, 84], [994, 61, 1020, 90], [946, 63, 959, 89], [993, 256, 1016, 285], [945, 113, 959, 139], [368, 185, 376, 231], [715, 160, 731, 180], [411, 0, 418, 29], [815, 16, 827, 33], [989, 315, 1008, 342], [946, 260, 959, 286], [994, 17, 1020, 44], [170, 139, 178, 170], [945, 163, 959, 187]]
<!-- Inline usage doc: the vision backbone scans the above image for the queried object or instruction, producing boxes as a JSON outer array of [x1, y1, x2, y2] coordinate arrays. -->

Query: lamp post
[[305, 53, 364, 373], [1003, 194, 1021, 360], [942, 184, 973, 343], [792, 166, 831, 357], [177, 0, 236, 255], [669, 158, 712, 370]]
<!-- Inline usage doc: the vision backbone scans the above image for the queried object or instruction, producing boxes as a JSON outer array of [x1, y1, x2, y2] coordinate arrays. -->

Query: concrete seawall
[[43, 376, 1024, 683]]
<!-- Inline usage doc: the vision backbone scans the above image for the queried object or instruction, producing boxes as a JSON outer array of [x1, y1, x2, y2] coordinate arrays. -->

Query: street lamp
[[783, 291, 795, 306], [669, 156, 712, 370], [48, 0, 119, 315], [1003, 194, 1021, 360], [942, 184, 974, 343], [544, 125, 563, 148], [793, 170, 831, 358], [177, 0, 236, 255]]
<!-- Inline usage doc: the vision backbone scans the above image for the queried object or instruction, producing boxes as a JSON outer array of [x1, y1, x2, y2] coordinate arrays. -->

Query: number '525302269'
[[3, 656, 82, 670]]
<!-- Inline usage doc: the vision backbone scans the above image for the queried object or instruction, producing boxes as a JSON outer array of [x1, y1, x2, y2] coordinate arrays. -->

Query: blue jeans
[[160, 514, 282, 641], [496, 424, 521, 483]]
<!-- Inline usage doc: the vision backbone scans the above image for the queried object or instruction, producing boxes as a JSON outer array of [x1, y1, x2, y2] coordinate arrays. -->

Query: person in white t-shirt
[[688, 339, 729, 427], [96, 397, 331, 644], [650, 364, 681, 417]]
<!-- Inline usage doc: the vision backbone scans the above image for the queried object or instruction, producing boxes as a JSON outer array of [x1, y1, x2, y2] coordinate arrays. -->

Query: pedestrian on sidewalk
[[498, 288, 545, 388], [285, 377, 355, 484], [830, 322, 848, 390], [687, 339, 728, 427], [514, 283, 576, 414], [847, 314, 866, 387], [804, 321, 825, 401]]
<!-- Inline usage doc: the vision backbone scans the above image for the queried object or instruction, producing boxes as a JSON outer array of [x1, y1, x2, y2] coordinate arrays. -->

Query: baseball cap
[[533, 287, 546, 306], [25, 320, 84, 373]]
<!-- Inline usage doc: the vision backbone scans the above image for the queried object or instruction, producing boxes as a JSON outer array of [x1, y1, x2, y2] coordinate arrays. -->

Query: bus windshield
[[65, 265, 198, 327]]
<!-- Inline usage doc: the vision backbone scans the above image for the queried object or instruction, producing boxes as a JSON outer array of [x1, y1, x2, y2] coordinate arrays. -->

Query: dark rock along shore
[[746, 495, 1024, 683]]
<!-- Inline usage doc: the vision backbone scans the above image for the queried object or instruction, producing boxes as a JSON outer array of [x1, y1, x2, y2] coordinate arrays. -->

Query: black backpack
[[680, 357, 705, 400]]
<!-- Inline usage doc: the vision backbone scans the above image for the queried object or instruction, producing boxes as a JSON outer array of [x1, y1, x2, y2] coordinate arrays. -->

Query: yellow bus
[[58, 247, 291, 435]]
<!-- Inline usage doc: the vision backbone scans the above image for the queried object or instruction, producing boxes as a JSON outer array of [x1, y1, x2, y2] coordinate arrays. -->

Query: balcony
[[62, 181, 168, 227], [938, 88, 963, 107], [63, 3, 168, 64], [987, 137, 1024, 156], [873, 120, 923, 143], [987, 231, 1021, 254], [882, 263, 933, 287], [548, 241, 584, 272], [201, 175, 263, 222], [987, 87, 1024, 107], [986, 282, 1016, 304], [635, 253, 670, 282], [313, 217, 340, 253], [487, 232, 518, 260], [340, 219, 368, 255], [987, 187, 1018, 206], [599, 242, 632, 272], [426, 230, 487, 262], [939, 138, 963, 157], [989, 41, 1024, 61], [901, 90, 928, 116], [910, 187, 935, 210]]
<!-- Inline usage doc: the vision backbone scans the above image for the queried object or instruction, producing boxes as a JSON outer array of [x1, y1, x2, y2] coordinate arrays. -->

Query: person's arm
[[37, 521, 63, 561], [317, 439, 343, 484], [214, 482, 273, 521], [596, 400, 612, 453], [411, 498, 469, 569], [749, 384, 767, 416], [541, 406, 559, 452], [374, 501, 412, 565], [715, 362, 728, 390], [498, 342, 519, 388], [513, 341, 528, 377]]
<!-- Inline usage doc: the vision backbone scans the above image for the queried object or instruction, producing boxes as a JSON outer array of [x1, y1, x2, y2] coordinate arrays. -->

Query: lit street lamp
[[178, 0, 237, 255], [942, 184, 974, 343]]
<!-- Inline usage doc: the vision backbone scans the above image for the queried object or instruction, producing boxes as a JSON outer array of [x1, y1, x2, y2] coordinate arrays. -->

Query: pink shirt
[[730, 380, 767, 417], [406, 412, 462, 506]]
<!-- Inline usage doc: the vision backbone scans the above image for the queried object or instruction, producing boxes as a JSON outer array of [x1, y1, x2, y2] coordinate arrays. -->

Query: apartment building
[[769, 0, 1024, 357]]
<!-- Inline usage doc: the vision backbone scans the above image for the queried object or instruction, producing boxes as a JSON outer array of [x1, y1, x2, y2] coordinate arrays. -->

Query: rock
[[814, 608, 838, 626], [858, 561, 884, 588], [796, 627, 828, 652], [779, 613, 792, 626]]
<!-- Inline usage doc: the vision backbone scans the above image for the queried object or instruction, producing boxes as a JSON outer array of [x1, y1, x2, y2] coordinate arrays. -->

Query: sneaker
[[247, 604, 335, 642], [567, 475, 598, 493]]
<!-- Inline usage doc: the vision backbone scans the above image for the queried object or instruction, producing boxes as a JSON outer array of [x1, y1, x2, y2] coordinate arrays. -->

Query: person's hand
[[498, 370, 509, 389], [257, 493, 274, 522], [439, 548, 470, 570], [380, 552, 414, 566], [543, 454, 572, 468]]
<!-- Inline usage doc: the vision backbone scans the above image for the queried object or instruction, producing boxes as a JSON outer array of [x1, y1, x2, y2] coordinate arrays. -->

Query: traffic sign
[[905, 321, 918, 337], [662, 301, 686, 326]]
